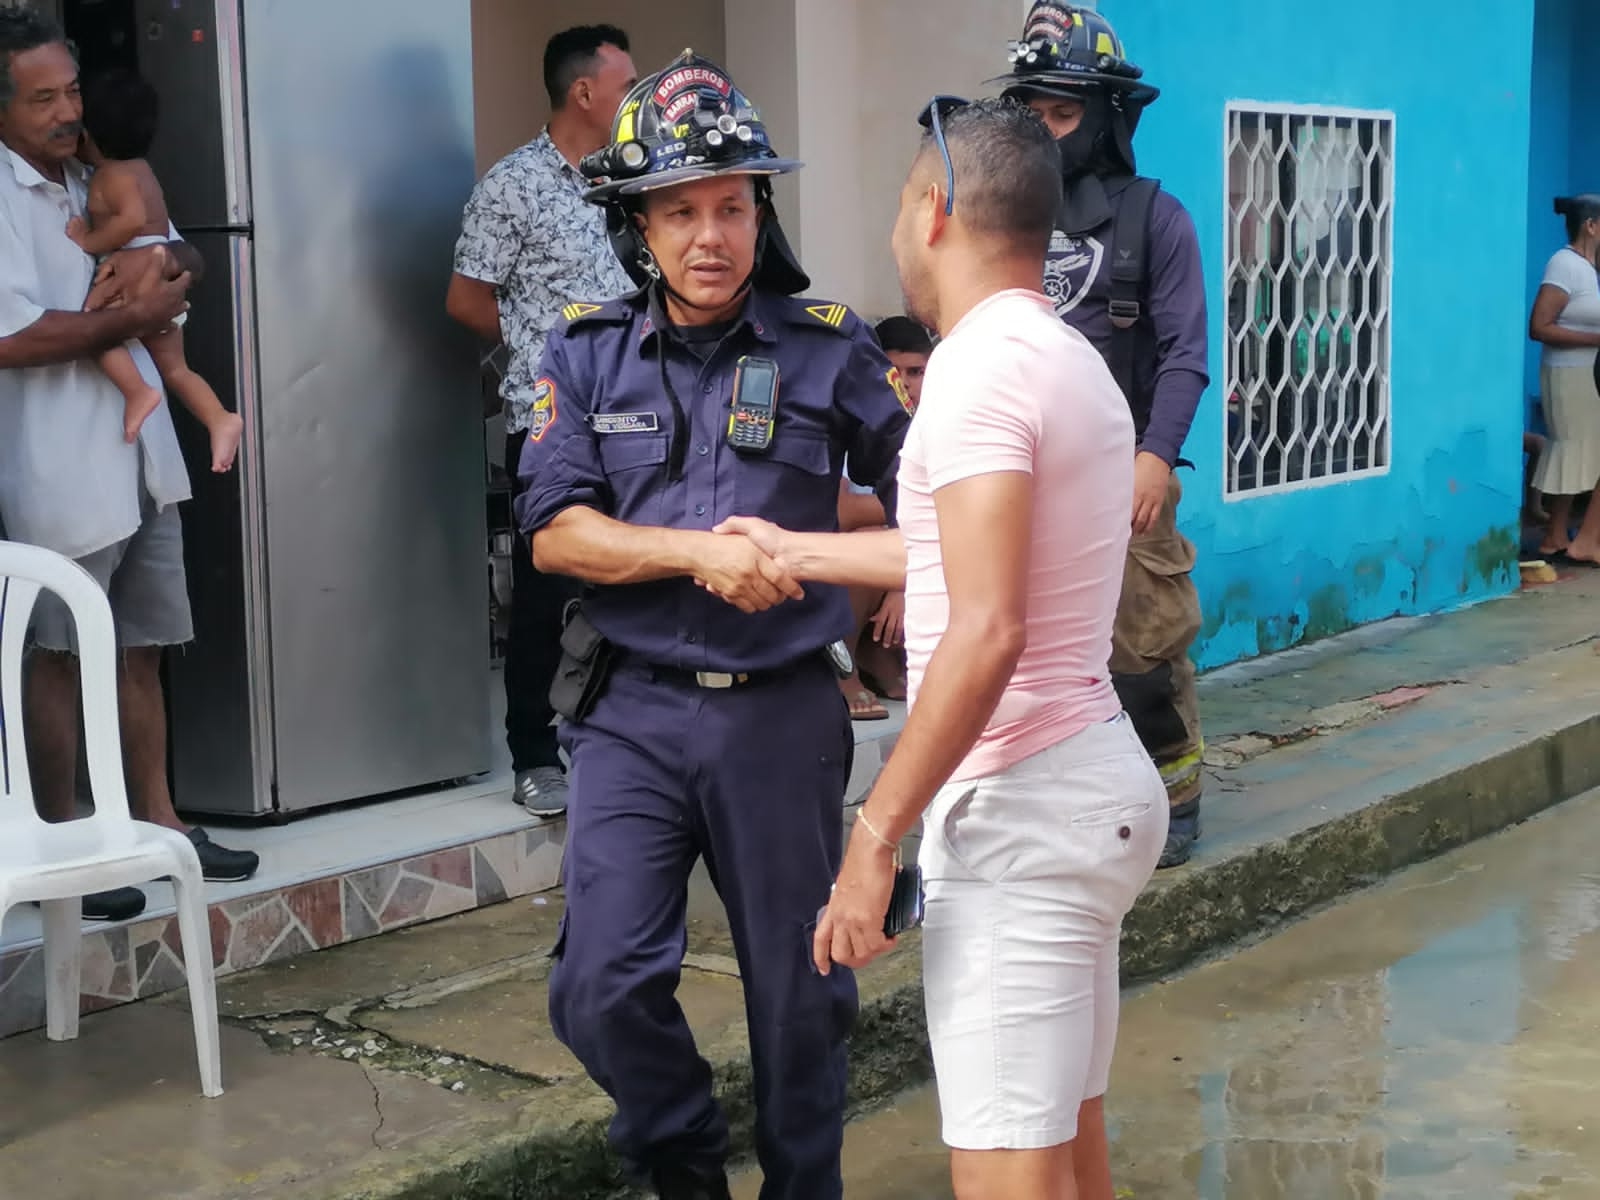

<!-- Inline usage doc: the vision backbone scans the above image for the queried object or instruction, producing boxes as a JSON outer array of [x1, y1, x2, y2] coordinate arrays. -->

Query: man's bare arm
[[533, 505, 716, 583], [0, 275, 190, 369], [532, 505, 804, 614], [855, 470, 1033, 842], [446, 273, 503, 343]]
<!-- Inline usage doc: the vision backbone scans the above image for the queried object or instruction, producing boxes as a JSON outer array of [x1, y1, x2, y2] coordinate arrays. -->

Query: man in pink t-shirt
[[715, 98, 1167, 1198]]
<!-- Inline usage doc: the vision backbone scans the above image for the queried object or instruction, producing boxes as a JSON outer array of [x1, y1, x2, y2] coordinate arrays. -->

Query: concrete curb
[[335, 712, 1600, 1200], [1122, 711, 1600, 981]]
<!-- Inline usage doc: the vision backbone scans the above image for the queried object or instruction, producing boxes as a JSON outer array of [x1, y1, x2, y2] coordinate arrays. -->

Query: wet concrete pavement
[[735, 790, 1600, 1199], [8, 576, 1600, 1198]]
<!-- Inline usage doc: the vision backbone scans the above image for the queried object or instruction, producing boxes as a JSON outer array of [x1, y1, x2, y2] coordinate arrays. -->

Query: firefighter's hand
[[693, 532, 804, 613], [1132, 452, 1171, 536]]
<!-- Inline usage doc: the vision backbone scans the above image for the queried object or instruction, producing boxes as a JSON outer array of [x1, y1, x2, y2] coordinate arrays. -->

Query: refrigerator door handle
[[231, 237, 275, 806], [214, 0, 252, 225]]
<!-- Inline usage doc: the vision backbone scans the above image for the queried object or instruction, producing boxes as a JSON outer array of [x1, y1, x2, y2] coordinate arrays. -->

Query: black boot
[[1158, 797, 1200, 869], [652, 1164, 732, 1200]]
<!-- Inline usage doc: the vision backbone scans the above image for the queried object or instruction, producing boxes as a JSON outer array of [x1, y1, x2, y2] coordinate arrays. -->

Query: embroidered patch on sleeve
[[529, 377, 558, 441], [886, 366, 914, 415]]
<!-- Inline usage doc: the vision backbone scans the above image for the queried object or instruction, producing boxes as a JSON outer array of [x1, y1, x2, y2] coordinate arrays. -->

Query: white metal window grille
[[1224, 104, 1394, 496]]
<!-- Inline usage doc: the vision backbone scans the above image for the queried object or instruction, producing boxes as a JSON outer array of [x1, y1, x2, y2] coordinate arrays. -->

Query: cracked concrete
[[4, 573, 1600, 1198], [363, 1062, 388, 1151], [0, 1004, 502, 1200], [1205, 683, 1467, 768]]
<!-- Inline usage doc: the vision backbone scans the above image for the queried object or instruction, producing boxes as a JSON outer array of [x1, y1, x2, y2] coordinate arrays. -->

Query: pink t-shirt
[[899, 289, 1134, 782]]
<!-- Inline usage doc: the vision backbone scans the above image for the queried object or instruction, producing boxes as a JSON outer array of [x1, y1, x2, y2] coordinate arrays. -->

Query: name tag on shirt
[[588, 412, 660, 434]]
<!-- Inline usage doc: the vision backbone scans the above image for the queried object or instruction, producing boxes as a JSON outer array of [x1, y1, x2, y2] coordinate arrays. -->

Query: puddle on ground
[[736, 792, 1600, 1199]]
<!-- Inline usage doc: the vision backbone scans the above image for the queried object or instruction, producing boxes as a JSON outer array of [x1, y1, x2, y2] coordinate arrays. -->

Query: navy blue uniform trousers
[[549, 657, 859, 1197]]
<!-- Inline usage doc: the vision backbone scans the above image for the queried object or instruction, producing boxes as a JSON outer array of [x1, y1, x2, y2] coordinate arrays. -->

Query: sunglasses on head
[[916, 95, 969, 217]]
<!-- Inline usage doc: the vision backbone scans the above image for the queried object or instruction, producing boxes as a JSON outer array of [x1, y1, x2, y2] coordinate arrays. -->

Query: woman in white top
[[1530, 195, 1600, 563]]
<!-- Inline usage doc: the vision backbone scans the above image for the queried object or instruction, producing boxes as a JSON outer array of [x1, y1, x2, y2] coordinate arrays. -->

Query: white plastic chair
[[0, 540, 222, 1097]]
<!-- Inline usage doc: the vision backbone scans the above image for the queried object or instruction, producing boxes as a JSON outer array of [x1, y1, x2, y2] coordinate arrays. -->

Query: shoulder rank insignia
[[557, 289, 646, 330], [804, 302, 850, 328]]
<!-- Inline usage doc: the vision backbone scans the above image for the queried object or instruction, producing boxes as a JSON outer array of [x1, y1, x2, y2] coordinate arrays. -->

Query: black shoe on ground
[[1158, 801, 1201, 870], [31, 887, 148, 921], [188, 827, 260, 882], [82, 887, 148, 922], [651, 1165, 731, 1200]]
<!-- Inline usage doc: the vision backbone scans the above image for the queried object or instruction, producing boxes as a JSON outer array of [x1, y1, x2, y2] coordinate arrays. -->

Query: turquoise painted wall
[[1570, 3, 1600, 181], [1101, 0, 1531, 668], [1525, 0, 1573, 420]]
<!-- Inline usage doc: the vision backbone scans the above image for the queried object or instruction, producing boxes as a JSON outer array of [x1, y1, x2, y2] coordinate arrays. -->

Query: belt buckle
[[695, 671, 736, 689]]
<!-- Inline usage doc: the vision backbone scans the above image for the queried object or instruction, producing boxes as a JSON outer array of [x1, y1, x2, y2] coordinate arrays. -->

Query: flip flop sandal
[[1551, 551, 1600, 569], [858, 667, 907, 703], [843, 688, 891, 721]]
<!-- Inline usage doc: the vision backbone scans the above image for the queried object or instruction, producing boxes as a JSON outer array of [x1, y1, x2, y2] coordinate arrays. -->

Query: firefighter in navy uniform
[[514, 51, 911, 1200], [993, 2, 1210, 868]]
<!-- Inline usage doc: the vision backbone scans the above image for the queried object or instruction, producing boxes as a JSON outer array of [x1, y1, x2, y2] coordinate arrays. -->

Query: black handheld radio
[[726, 355, 780, 452]]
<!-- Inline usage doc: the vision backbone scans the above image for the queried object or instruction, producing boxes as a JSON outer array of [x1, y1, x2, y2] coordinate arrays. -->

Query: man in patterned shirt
[[447, 25, 637, 816]]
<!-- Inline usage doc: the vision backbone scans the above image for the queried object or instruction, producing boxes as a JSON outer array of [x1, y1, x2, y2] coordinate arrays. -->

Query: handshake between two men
[[692, 516, 906, 612]]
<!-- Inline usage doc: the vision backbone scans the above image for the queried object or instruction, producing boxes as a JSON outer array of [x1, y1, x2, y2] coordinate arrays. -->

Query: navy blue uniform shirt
[[1045, 182, 1210, 467], [516, 286, 912, 673]]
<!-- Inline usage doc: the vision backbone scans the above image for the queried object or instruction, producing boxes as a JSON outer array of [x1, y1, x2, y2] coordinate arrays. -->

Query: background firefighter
[[994, 1, 1209, 868]]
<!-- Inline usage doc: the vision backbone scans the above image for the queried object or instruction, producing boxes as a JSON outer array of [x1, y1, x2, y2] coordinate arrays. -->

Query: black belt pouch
[[548, 601, 616, 723]]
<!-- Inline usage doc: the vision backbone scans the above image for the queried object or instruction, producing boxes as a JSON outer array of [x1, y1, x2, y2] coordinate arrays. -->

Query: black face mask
[[1057, 92, 1112, 180]]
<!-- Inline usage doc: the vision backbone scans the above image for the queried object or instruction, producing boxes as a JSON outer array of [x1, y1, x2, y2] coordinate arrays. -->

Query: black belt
[[620, 652, 821, 690]]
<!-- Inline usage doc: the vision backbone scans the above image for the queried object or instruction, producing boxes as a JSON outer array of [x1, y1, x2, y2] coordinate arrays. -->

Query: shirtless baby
[[68, 69, 241, 472]]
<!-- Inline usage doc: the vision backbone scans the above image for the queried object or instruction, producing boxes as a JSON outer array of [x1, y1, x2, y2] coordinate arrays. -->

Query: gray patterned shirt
[[452, 130, 633, 433]]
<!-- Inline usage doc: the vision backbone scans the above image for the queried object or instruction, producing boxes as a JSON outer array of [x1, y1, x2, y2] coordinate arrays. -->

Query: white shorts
[[920, 714, 1167, 1150]]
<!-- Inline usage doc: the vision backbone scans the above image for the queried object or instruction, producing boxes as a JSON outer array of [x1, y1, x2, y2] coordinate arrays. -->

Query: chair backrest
[[0, 540, 133, 831]]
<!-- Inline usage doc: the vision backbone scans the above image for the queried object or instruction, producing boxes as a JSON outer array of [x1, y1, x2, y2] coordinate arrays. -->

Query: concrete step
[[0, 704, 905, 1041]]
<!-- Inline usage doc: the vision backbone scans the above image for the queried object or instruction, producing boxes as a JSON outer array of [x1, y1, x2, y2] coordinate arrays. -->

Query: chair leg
[[41, 898, 82, 1042], [171, 871, 223, 1098]]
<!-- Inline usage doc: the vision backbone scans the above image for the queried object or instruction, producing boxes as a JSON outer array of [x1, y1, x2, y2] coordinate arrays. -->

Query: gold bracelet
[[856, 809, 901, 865]]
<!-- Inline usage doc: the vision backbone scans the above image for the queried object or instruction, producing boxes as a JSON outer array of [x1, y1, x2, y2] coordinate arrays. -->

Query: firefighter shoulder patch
[[555, 295, 636, 331], [781, 295, 856, 338], [804, 302, 849, 328], [886, 366, 914, 415], [529, 377, 558, 442]]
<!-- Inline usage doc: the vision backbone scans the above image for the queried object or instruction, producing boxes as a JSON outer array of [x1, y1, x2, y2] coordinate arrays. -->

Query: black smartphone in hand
[[883, 864, 925, 938], [805, 865, 926, 974]]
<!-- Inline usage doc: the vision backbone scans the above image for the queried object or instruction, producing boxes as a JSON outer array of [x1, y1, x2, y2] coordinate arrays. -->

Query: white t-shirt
[[0, 148, 190, 558], [898, 289, 1133, 783], [1541, 247, 1600, 369]]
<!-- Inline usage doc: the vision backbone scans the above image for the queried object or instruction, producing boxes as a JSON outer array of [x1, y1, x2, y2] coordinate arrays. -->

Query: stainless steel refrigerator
[[60, 0, 491, 815]]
